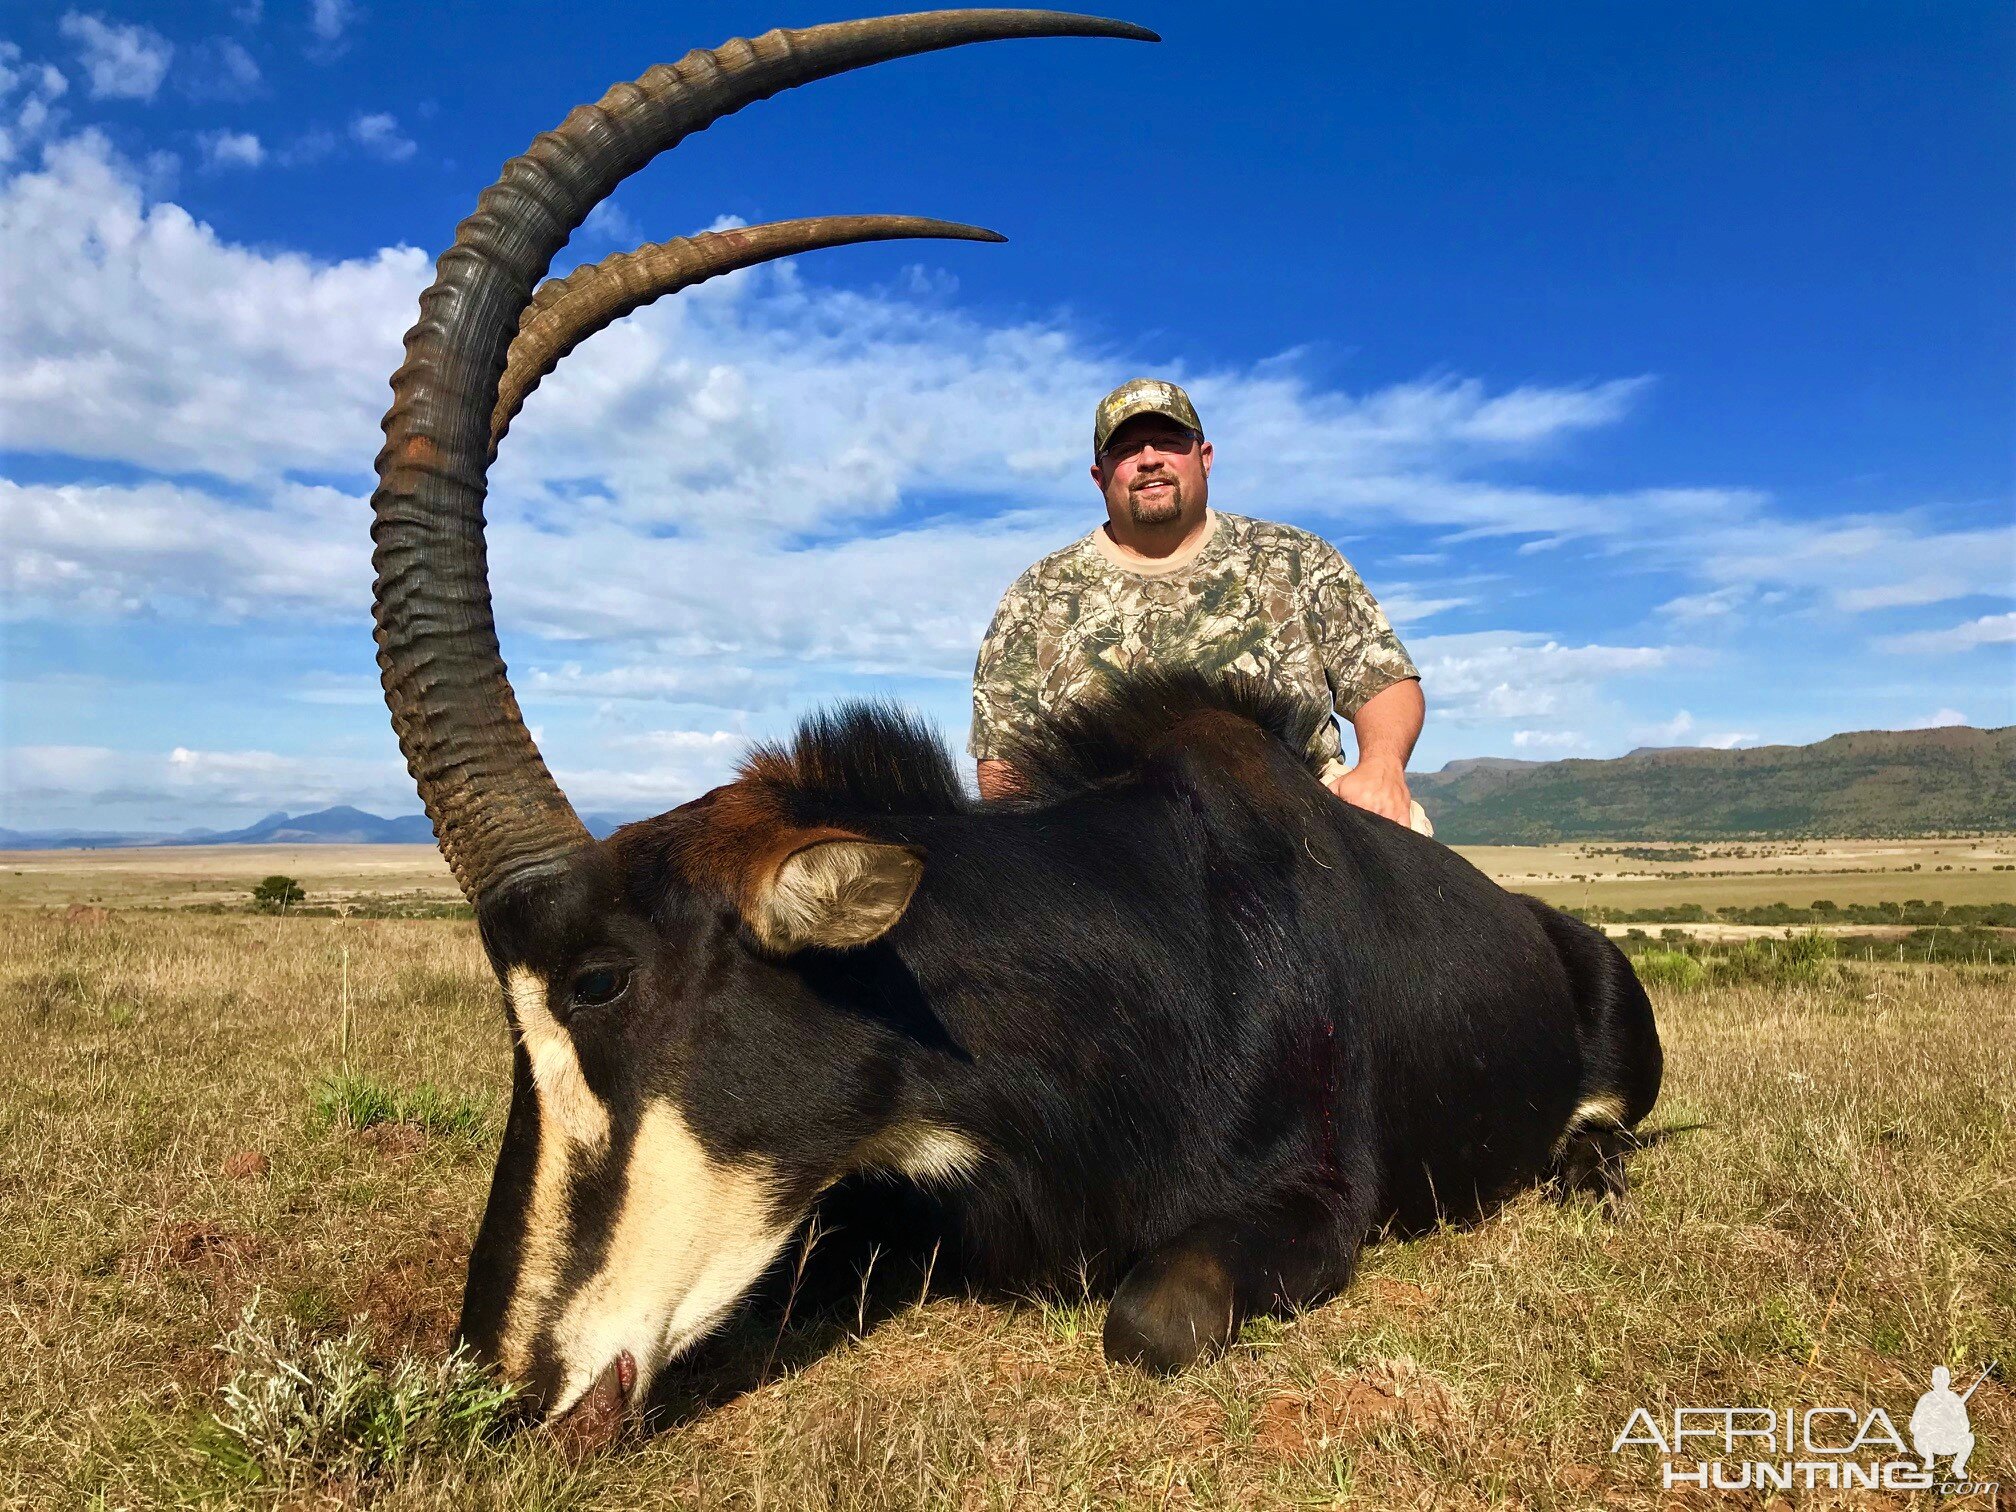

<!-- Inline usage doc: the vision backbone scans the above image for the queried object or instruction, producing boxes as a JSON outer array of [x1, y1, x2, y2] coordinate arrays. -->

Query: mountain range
[[0, 805, 631, 851], [1413, 724, 2013, 842], [2, 726, 2009, 850]]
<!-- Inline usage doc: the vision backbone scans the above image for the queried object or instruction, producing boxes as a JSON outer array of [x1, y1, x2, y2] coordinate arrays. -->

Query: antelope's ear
[[745, 838, 923, 952]]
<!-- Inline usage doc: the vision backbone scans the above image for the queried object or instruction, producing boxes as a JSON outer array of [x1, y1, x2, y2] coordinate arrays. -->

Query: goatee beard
[[1128, 481, 1183, 526]]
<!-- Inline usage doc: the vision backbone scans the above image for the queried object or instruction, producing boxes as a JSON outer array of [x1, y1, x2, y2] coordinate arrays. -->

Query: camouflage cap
[[1093, 377, 1203, 457]]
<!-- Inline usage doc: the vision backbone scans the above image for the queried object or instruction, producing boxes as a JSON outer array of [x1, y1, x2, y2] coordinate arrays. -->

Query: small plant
[[312, 1069, 398, 1131], [250, 875, 306, 912], [1633, 950, 1706, 991], [399, 1081, 490, 1138], [201, 1302, 517, 1487], [311, 1071, 489, 1137]]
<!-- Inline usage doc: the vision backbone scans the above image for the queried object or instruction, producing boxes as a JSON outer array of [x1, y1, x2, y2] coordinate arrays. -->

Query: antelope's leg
[[1102, 1189, 1361, 1373]]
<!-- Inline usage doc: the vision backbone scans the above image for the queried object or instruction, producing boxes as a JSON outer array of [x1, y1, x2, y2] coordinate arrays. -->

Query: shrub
[[1634, 950, 1707, 991], [250, 875, 306, 912], [1709, 931, 1839, 988], [201, 1303, 516, 1487]]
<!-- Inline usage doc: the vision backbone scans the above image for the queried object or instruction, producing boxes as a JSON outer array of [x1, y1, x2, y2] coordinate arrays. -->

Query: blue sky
[[2, 0, 2011, 831]]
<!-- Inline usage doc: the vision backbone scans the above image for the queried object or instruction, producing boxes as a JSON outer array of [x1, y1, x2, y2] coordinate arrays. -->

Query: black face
[[456, 822, 924, 1423]]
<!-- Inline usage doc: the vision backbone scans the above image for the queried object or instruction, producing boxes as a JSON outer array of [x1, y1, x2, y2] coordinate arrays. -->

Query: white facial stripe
[[1553, 1093, 1628, 1156], [1570, 1094, 1626, 1129], [854, 1122, 984, 1186], [507, 966, 611, 1146], [548, 1099, 794, 1416], [500, 966, 612, 1377]]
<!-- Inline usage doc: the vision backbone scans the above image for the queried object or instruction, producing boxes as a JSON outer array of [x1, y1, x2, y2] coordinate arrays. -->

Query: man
[[970, 377, 1429, 831]]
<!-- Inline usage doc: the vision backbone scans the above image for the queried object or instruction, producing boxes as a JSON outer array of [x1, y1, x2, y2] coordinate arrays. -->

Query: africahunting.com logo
[[1611, 1363, 1997, 1495]]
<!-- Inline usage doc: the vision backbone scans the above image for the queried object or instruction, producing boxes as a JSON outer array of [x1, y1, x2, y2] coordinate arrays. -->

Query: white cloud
[[1, 477, 371, 619], [58, 12, 172, 102], [579, 197, 639, 246], [523, 663, 786, 709], [348, 110, 413, 162], [1411, 633, 1672, 726], [1638, 709, 1694, 744], [309, 0, 357, 45], [0, 131, 429, 480], [554, 728, 750, 811], [1878, 611, 2016, 656], [1376, 590, 1471, 627], [180, 38, 261, 102], [0, 43, 71, 164], [0, 128, 1696, 557], [1904, 708, 1969, 730], [1631, 710, 1756, 750], [272, 126, 336, 167], [1689, 517, 2013, 614], [198, 128, 263, 170], [1511, 729, 1587, 752], [1657, 585, 1750, 621], [1, 742, 410, 826]]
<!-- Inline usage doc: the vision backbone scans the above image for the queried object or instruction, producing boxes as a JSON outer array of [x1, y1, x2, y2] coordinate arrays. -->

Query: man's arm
[[976, 758, 1021, 800], [1326, 676, 1423, 826]]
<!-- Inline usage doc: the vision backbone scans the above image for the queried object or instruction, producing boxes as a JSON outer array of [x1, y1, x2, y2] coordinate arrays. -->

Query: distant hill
[[1414, 725, 2015, 842], [4, 726, 2011, 851], [0, 807, 631, 851]]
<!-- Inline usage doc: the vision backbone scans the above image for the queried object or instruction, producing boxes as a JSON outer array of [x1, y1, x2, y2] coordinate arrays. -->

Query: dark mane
[[743, 702, 969, 820], [726, 672, 1327, 829], [998, 670, 1330, 801]]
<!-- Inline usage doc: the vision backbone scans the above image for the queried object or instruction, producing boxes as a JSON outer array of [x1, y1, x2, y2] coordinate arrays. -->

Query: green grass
[[0, 906, 2009, 1508], [311, 1071, 490, 1139]]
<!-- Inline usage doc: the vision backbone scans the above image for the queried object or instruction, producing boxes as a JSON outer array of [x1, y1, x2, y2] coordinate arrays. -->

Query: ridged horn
[[494, 217, 1005, 452], [369, 11, 1159, 904]]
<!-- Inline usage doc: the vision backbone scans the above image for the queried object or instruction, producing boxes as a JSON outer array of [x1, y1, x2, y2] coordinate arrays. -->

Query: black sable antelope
[[368, 8, 1663, 1441]]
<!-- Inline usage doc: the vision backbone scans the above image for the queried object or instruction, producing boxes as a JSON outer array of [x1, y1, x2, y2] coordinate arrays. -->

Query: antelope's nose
[[551, 1350, 637, 1452]]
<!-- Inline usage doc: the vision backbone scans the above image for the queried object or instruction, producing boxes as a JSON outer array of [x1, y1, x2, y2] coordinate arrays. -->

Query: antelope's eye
[[569, 966, 628, 1009]]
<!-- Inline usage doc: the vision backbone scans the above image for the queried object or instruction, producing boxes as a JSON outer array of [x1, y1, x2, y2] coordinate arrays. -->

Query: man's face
[[1093, 416, 1212, 528]]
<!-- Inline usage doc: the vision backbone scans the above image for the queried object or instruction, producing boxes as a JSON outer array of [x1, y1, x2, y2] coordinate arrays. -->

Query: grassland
[[7, 834, 2009, 914], [0, 844, 458, 911], [0, 858, 2011, 1507]]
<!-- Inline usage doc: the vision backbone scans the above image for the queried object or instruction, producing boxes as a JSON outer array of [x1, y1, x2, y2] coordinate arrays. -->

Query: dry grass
[[8, 834, 2011, 914], [0, 845, 458, 911], [1, 906, 2010, 1508]]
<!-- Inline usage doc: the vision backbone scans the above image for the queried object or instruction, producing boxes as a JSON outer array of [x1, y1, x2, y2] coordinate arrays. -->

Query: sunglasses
[[1098, 428, 1200, 464]]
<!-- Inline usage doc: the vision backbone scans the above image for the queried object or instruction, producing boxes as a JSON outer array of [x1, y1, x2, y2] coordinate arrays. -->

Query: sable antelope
[[367, 9, 1663, 1443]]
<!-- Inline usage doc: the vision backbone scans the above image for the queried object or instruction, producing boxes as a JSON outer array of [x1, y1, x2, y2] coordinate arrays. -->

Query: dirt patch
[[220, 1148, 270, 1179], [355, 1122, 428, 1158], [1253, 1357, 1463, 1459], [346, 1226, 467, 1354], [1129, 1390, 1225, 1454], [124, 1219, 262, 1279]]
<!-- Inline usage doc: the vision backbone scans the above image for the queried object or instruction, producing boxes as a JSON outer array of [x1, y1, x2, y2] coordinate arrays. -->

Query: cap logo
[[1094, 377, 1202, 456]]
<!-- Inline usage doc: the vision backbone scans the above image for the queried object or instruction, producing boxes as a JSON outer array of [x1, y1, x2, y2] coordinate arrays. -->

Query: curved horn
[[369, 11, 1159, 904], [494, 217, 1005, 452]]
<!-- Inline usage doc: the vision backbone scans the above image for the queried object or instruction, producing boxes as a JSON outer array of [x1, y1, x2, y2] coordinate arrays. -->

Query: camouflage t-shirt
[[969, 510, 1419, 769]]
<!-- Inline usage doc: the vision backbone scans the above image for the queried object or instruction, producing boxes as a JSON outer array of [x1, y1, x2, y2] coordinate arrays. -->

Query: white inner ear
[[751, 839, 922, 952]]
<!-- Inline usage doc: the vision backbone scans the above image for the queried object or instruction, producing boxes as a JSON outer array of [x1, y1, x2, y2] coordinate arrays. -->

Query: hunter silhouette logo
[[1612, 1360, 1998, 1494], [1910, 1365, 1984, 1478]]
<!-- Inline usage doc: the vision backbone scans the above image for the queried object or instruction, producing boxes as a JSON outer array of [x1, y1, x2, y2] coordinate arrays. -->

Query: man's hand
[[976, 758, 1022, 800], [1326, 755, 1415, 827]]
